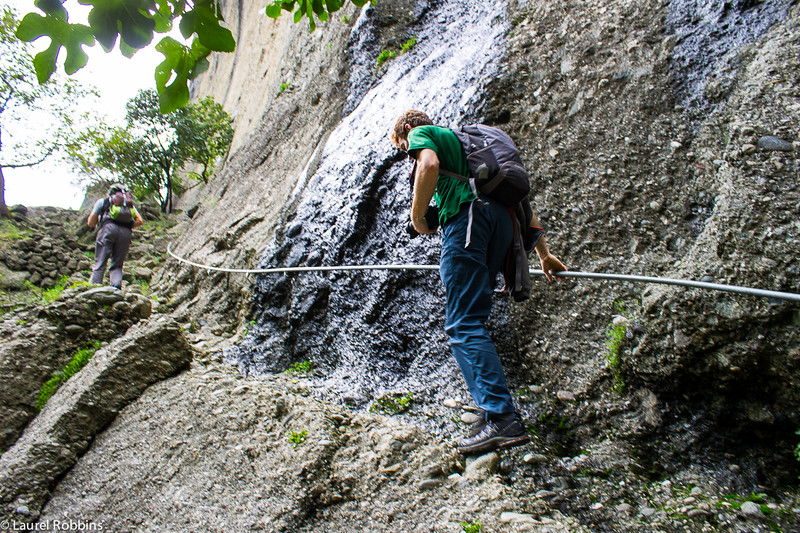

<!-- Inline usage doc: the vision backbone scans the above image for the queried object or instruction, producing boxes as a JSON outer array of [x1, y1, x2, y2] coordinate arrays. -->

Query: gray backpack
[[439, 124, 531, 206]]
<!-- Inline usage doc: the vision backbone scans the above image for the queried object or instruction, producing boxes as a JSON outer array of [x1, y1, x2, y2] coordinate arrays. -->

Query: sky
[[3, 0, 170, 209]]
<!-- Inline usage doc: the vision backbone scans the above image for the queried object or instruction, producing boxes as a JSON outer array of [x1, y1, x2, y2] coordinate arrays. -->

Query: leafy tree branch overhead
[[15, 0, 376, 114]]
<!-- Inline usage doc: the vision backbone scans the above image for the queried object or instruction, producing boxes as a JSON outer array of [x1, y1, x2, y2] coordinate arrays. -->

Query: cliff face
[[160, 0, 800, 480], [4, 0, 798, 530], [167, 0, 800, 461]]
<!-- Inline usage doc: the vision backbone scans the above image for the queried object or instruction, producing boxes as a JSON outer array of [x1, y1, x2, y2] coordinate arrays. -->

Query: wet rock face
[[218, 0, 800, 484], [226, 0, 512, 409], [665, 0, 795, 123]]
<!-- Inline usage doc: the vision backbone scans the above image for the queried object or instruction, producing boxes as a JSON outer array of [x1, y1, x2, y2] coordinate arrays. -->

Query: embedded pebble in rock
[[757, 135, 795, 152], [417, 479, 440, 490], [500, 512, 537, 524], [615, 503, 634, 515], [740, 501, 763, 516], [556, 390, 576, 402], [523, 453, 548, 464], [741, 143, 758, 155], [461, 412, 481, 424], [463, 452, 500, 480], [443, 398, 460, 409]]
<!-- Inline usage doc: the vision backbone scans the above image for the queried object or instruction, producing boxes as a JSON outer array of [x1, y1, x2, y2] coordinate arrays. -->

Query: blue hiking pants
[[439, 196, 515, 417], [91, 221, 133, 288]]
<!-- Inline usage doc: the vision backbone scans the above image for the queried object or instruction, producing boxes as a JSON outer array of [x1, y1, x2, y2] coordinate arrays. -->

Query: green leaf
[[32, 43, 59, 83], [312, 0, 325, 18], [265, 3, 283, 18], [16, 11, 95, 81], [154, 36, 190, 112], [119, 38, 139, 58], [178, 4, 234, 52], [154, 36, 210, 113], [189, 56, 210, 79], [83, 0, 156, 51], [325, 0, 343, 12], [293, 4, 304, 24], [151, 0, 175, 32], [33, 0, 68, 18]]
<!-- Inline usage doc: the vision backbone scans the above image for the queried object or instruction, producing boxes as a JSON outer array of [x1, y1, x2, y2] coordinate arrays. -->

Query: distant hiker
[[86, 184, 144, 289], [390, 110, 567, 455]]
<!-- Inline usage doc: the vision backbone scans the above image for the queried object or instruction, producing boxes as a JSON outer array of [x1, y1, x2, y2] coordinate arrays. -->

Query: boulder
[[0, 264, 29, 291], [0, 316, 192, 523]]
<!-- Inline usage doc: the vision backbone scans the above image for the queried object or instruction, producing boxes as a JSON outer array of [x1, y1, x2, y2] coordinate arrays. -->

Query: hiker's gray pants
[[91, 222, 132, 288]]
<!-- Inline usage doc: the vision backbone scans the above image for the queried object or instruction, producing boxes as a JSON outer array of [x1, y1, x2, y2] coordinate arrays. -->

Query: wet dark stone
[[286, 223, 303, 238], [757, 135, 794, 152]]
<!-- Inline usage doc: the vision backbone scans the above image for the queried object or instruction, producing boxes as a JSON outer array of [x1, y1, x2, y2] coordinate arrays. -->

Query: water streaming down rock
[[224, 1, 511, 409], [666, 0, 794, 123]]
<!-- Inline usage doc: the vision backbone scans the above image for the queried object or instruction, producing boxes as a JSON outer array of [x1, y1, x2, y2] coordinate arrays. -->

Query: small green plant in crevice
[[131, 277, 151, 296], [240, 319, 256, 339], [288, 430, 307, 448], [604, 300, 632, 393], [0, 218, 28, 246], [461, 518, 483, 533], [286, 360, 314, 374], [718, 492, 771, 515], [370, 392, 413, 415], [376, 36, 418, 68], [69, 280, 99, 291], [795, 429, 800, 479], [376, 49, 396, 67], [400, 36, 417, 53], [278, 82, 291, 95], [36, 340, 103, 410], [25, 275, 71, 305]]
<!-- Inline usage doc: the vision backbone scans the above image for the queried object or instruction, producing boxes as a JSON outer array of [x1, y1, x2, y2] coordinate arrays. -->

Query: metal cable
[[166, 243, 800, 302]]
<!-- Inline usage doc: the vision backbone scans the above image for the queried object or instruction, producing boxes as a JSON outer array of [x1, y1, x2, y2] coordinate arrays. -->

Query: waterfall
[[225, 0, 510, 412]]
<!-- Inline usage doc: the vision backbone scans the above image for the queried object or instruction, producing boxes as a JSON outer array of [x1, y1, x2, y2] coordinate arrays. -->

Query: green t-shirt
[[407, 125, 475, 226]]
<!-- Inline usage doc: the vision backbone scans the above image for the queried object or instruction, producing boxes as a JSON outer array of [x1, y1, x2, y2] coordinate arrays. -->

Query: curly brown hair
[[390, 110, 433, 148]]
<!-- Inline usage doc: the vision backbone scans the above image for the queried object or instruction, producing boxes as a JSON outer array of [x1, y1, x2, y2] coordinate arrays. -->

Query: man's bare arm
[[410, 148, 439, 235]]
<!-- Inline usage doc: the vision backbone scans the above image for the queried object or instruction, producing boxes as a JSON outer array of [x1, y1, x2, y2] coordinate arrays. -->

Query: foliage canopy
[[16, 0, 375, 113]]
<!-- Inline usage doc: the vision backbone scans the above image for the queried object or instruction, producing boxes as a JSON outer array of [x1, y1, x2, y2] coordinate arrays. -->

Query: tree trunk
[[0, 166, 10, 218], [164, 173, 173, 214]]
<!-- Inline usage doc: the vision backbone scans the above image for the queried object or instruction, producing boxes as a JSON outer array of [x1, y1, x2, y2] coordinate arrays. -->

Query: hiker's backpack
[[103, 185, 136, 226], [440, 124, 543, 302], [439, 124, 531, 207]]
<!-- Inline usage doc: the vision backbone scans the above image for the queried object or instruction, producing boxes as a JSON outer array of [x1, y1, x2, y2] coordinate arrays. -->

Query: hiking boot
[[467, 408, 487, 437], [457, 414, 529, 455]]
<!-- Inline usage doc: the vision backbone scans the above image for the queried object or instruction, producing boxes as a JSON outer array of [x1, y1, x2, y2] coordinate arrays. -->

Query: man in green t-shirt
[[390, 110, 567, 454]]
